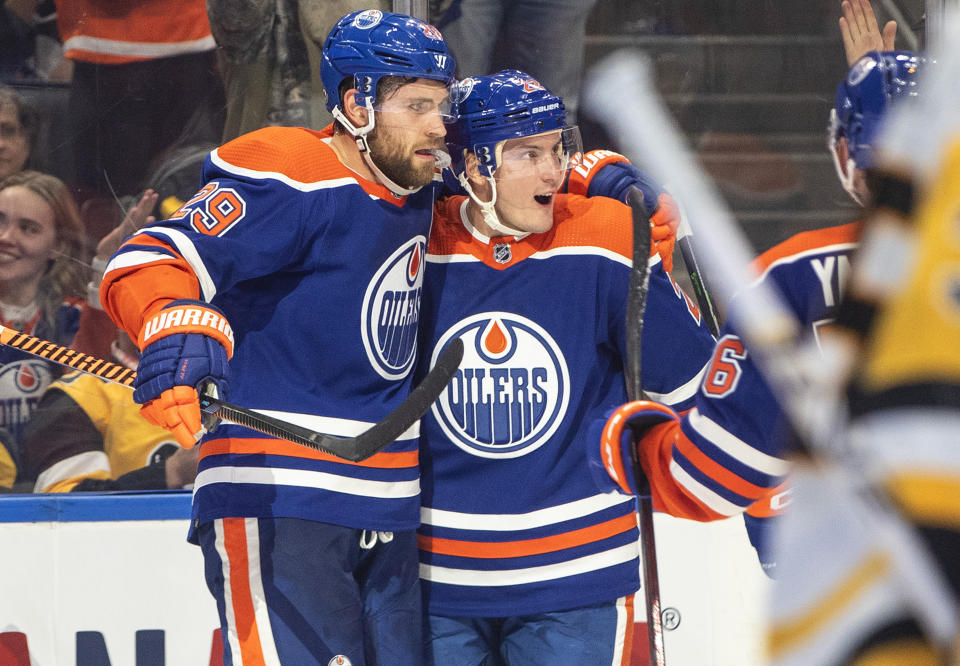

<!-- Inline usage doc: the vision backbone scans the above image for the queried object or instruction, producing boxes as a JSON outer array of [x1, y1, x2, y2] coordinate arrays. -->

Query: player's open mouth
[[534, 194, 553, 205]]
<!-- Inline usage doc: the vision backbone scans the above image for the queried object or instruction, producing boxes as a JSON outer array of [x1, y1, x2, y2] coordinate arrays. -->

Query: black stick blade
[[200, 338, 465, 462]]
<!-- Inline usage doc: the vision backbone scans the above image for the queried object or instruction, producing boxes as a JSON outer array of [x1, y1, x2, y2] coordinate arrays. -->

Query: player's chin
[[520, 207, 554, 234], [404, 159, 436, 187]]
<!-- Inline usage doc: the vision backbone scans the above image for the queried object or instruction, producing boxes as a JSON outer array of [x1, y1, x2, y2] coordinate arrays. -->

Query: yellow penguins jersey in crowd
[[0, 433, 15, 488], [22, 372, 180, 493]]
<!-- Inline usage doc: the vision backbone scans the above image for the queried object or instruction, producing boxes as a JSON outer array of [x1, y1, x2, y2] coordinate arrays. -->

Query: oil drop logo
[[430, 312, 569, 458]]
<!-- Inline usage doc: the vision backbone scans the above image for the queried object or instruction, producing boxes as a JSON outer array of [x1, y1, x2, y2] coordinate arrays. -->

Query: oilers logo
[[431, 312, 570, 459], [362, 236, 426, 379], [353, 9, 382, 29], [0, 358, 53, 443]]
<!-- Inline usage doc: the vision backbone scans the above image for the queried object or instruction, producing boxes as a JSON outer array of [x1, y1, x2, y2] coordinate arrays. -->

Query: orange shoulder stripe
[[752, 221, 861, 273], [428, 194, 634, 268], [418, 513, 637, 559], [542, 194, 632, 258], [214, 127, 407, 205], [200, 437, 419, 469]]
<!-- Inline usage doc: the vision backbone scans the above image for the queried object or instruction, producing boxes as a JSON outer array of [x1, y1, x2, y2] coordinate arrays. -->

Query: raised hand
[[839, 0, 897, 65]]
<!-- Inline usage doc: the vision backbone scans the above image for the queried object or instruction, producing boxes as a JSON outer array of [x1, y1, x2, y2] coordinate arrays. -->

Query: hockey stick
[[624, 187, 667, 666], [0, 325, 463, 463], [626, 186, 722, 338], [586, 49, 959, 650], [676, 218, 722, 338]]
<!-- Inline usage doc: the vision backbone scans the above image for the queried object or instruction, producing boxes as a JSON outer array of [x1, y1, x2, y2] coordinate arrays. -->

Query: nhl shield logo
[[430, 312, 570, 459], [493, 243, 511, 264], [362, 236, 426, 380]]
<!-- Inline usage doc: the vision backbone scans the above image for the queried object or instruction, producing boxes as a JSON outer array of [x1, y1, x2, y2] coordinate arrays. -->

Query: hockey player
[[99, 9, 455, 664], [595, 49, 931, 665], [768, 46, 960, 664], [415, 70, 717, 664]]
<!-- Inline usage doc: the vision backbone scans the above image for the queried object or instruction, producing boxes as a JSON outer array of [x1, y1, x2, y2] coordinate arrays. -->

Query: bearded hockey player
[[99, 9, 456, 664]]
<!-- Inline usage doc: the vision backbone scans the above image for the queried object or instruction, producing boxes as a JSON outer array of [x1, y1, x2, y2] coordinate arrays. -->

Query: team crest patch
[[361, 236, 426, 379], [430, 312, 570, 458], [353, 9, 382, 29], [493, 243, 512, 264], [451, 77, 476, 103], [0, 358, 53, 441]]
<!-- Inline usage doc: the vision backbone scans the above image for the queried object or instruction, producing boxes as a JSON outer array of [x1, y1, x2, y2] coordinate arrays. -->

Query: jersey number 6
[[702, 334, 746, 398]]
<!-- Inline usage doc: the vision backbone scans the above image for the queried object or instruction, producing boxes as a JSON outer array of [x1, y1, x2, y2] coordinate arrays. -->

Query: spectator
[[57, 0, 224, 199], [0, 87, 36, 182], [0, 0, 68, 81], [435, 0, 598, 121], [0, 426, 17, 490], [22, 330, 199, 493], [0, 169, 89, 465], [208, 0, 389, 140]]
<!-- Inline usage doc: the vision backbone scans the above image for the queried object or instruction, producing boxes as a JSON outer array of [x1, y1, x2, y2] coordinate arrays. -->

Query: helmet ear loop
[[828, 111, 865, 207], [331, 93, 377, 153], [460, 169, 529, 238], [334, 95, 422, 197]]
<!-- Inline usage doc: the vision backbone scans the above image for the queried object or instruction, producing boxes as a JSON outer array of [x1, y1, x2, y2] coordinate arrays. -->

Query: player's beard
[[367, 125, 440, 189]]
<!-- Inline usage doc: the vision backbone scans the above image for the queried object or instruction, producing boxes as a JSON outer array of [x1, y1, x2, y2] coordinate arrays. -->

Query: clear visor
[[372, 96, 455, 125], [462, 127, 584, 233], [491, 126, 583, 184]]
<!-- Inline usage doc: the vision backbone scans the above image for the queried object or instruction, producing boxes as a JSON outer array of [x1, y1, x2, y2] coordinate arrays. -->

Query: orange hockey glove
[[566, 149, 679, 271], [135, 300, 233, 448], [588, 400, 680, 495]]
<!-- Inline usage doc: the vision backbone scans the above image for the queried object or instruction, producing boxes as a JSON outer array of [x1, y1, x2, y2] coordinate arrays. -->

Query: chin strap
[[331, 102, 423, 198], [830, 148, 865, 207], [828, 109, 866, 207], [459, 172, 530, 239]]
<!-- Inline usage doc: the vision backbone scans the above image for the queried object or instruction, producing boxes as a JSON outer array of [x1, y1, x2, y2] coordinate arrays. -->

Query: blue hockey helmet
[[320, 9, 456, 113], [446, 69, 581, 178], [830, 50, 924, 172]]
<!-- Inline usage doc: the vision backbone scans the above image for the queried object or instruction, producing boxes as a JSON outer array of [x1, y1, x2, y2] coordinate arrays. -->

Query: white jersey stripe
[[210, 150, 360, 193], [687, 408, 790, 476], [213, 520, 244, 662], [752, 242, 858, 283], [254, 409, 419, 441], [420, 542, 639, 586], [138, 227, 219, 302], [243, 518, 282, 666], [195, 466, 421, 499], [646, 360, 710, 406], [63, 35, 215, 59], [421, 492, 634, 531], [612, 595, 629, 666], [670, 460, 742, 516], [427, 244, 642, 268]]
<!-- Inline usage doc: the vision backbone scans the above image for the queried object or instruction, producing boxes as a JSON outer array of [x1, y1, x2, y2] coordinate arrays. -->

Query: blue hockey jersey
[[416, 194, 716, 617], [636, 223, 860, 525], [101, 126, 441, 533], [0, 300, 82, 466]]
